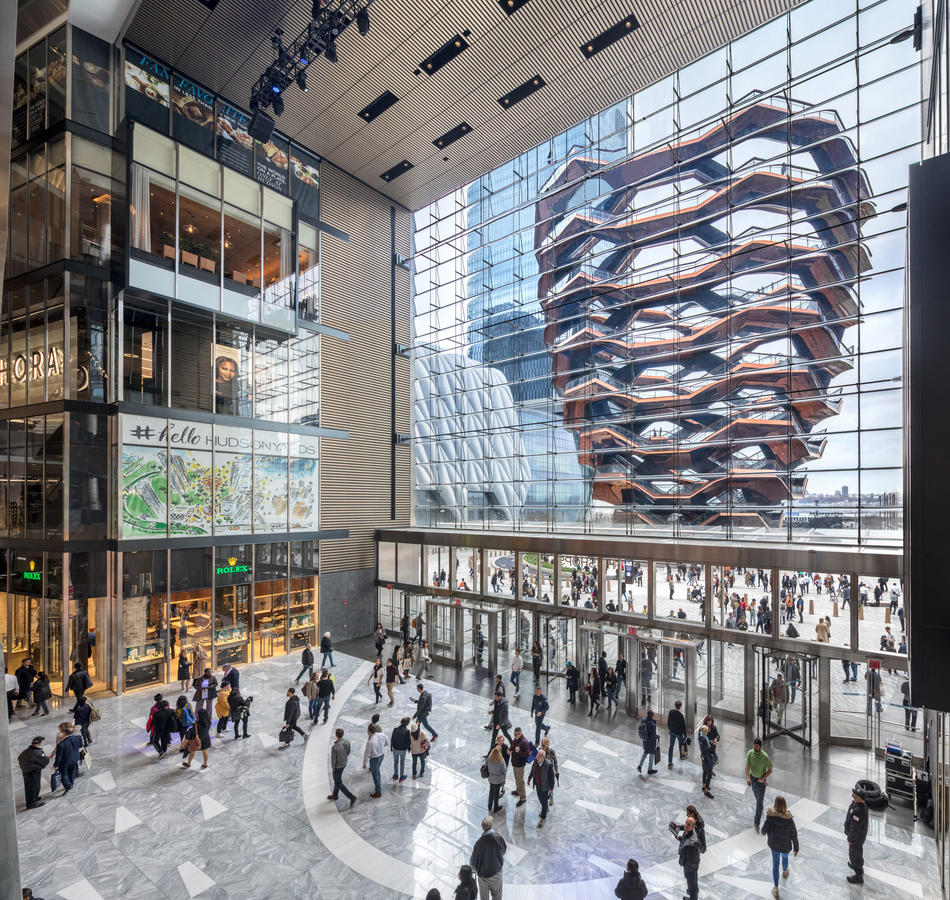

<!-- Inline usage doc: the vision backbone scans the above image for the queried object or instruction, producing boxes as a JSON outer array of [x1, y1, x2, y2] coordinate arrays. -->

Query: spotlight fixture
[[296, 69, 308, 91], [325, 39, 338, 63], [357, 7, 370, 35], [580, 13, 640, 59], [273, 95, 285, 116]]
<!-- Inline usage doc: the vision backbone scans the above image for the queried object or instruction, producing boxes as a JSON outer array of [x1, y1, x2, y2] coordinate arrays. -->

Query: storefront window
[[0, 422, 8, 537], [13, 54, 28, 146], [69, 412, 108, 539], [70, 274, 109, 402], [45, 554, 63, 693], [71, 166, 111, 266], [25, 415, 44, 540], [288, 333, 319, 426], [170, 547, 213, 674], [178, 184, 221, 283], [289, 541, 318, 650], [8, 163, 27, 276], [223, 204, 261, 291], [28, 172, 47, 271], [28, 42, 47, 137], [129, 163, 176, 265], [170, 312, 213, 411], [123, 300, 168, 405], [7, 419, 26, 537], [47, 27, 66, 125], [213, 544, 251, 665], [25, 282, 46, 405], [68, 552, 110, 693], [48, 140, 66, 263], [297, 223, 319, 323], [214, 323, 252, 416], [254, 543, 287, 658], [123, 550, 168, 690]]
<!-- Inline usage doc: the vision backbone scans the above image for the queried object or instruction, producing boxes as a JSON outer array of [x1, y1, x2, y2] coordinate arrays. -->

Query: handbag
[[50, 770, 61, 791], [279, 726, 294, 744], [186, 735, 201, 753], [654, 745, 661, 765], [480, 763, 490, 779]]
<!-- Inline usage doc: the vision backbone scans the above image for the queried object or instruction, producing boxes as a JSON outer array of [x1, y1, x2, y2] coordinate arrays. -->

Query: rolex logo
[[228, 557, 237, 567], [29, 560, 35, 571]]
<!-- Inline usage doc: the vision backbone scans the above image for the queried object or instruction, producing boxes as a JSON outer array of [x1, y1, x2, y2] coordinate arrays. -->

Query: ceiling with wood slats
[[123, 0, 806, 210]]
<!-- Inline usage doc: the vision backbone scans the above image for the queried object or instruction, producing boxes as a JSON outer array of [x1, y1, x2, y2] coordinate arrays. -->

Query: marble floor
[[10, 648, 941, 899]]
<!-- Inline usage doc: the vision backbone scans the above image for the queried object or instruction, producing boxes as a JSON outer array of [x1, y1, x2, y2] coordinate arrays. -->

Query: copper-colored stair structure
[[535, 96, 874, 528]]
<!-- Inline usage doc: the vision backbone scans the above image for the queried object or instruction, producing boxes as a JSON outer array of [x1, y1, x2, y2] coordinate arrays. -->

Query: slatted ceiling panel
[[124, 0, 807, 210]]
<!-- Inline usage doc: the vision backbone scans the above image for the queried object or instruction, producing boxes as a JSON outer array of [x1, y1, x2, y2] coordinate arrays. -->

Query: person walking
[[327, 727, 357, 806], [470, 815, 506, 900], [866, 666, 883, 715], [761, 795, 799, 898], [228, 690, 251, 739], [418, 641, 432, 679], [413, 683, 439, 741], [667, 699, 687, 767], [636, 709, 658, 774], [362, 723, 389, 798], [73, 696, 94, 747], [303, 671, 321, 722], [191, 668, 218, 717], [373, 622, 386, 656], [531, 686, 551, 746], [529, 748, 556, 827], [586, 666, 601, 716], [901, 676, 917, 731], [17, 736, 49, 809], [410, 721, 429, 778], [530, 640, 543, 682], [745, 737, 773, 832], [296, 643, 315, 683], [638, 653, 655, 706], [844, 784, 869, 884], [597, 651, 609, 699], [414, 612, 425, 646], [566, 662, 580, 704], [509, 727, 531, 807], [400, 614, 411, 647], [320, 632, 335, 668], [29, 672, 51, 717], [613, 859, 648, 900], [192, 641, 208, 679], [53, 723, 84, 793], [615, 653, 627, 697], [280, 688, 307, 749], [385, 658, 398, 707], [5, 668, 18, 718], [315, 668, 335, 724], [174, 695, 196, 751], [487, 690, 513, 752], [151, 699, 178, 758], [510, 648, 523, 696], [214, 683, 232, 736], [14, 658, 36, 710], [698, 725, 716, 798], [539, 736, 559, 807], [368, 658, 384, 704], [486, 739, 508, 812], [183, 708, 212, 769], [65, 662, 92, 709], [676, 816, 702, 900], [391, 716, 411, 782]]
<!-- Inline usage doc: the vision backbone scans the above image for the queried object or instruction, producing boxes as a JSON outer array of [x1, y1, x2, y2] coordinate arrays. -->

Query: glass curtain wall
[[411, 0, 918, 547]]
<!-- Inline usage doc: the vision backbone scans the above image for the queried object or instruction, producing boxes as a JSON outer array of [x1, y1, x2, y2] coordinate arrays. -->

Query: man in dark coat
[[65, 663, 92, 709], [53, 727, 84, 792], [844, 785, 869, 884], [529, 749, 556, 826], [17, 736, 49, 809], [487, 691, 513, 752], [598, 651, 609, 697], [14, 658, 36, 709], [530, 686, 551, 746], [677, 817, 702, 900], [280, 687, 307, 749], [296, 643, 315, 683], [151, 700, 179, 758], [192, 668, 218, 716], [221, 664, 239, 692]]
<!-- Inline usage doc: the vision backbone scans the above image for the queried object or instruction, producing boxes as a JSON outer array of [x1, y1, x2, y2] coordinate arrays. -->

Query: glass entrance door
[[757, 647, 814, 746]]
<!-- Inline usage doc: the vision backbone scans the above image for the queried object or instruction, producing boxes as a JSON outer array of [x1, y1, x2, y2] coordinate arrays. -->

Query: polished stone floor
[[10, 648, 940, 899]]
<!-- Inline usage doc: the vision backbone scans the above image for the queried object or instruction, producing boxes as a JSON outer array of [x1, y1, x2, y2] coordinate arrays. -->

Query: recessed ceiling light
[[581, 13, 640, 58], [498, 75, 546, 110], [418, 34, 471, 76]]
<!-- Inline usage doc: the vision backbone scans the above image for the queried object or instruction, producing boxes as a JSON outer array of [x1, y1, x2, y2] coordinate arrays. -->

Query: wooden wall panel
[[319, 164, 411, 573]]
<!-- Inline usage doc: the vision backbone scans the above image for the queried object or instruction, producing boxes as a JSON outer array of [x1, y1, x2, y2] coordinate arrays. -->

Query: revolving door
[[755, 646, 815, 746]]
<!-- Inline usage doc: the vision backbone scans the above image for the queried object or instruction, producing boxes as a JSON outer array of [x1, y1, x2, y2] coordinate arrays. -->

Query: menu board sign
[[28, 43, 47, 136], [71, 30, 111, 132], [290, 146, 320, 224], [216, 100, 254, 177], [172, 73, 215, 156], [255, 133, 289, 194], [125, 47, 170, 132]]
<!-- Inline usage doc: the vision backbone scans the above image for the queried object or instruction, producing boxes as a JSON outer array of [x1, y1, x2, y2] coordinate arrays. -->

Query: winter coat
[[762, 809, 800, 854], [486, 755, 508, 785], [614, 870, 648, 900], [640, 716, 658, 751], [215, 687, 232, 719]]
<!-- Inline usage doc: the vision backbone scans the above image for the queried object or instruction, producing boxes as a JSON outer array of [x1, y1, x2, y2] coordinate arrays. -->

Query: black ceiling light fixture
[[418, 32, 471, 77], [498, 75, 546, 110], [433, 122, 472, 149], [580, 13, 640, 59], [498, 0, 530, 14], [359, 89, 399, 122], [250, 0, 376, 116], [381, 160, 413, 182]]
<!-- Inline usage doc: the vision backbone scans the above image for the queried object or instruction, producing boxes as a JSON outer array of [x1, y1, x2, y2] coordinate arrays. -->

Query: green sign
[[23, 571, 41, 581], [216, 557, 249, 575]]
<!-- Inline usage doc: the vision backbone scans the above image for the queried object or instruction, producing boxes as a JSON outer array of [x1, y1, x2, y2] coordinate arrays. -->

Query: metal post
[[684, 643, 697, 734], [744, 642, 757, 724], [487, 612, 498, 676], [0, 643, 23, 898], [818, 656, 831, 746]]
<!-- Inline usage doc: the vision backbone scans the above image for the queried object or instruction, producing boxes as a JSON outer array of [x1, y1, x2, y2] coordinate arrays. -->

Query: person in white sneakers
[[510, 648, 524, 696], [761, 795, 799, 898]]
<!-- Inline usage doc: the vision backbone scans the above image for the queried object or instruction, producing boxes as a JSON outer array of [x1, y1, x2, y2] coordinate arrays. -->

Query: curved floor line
[[301, 662, 621, 898]]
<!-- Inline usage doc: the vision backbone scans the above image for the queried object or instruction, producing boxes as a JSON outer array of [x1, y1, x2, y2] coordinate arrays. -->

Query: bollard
[[809, 598, 814, 616], [858, 604, 864, 620], [833, 601, 839, 617], [884, 606, 891, 624]]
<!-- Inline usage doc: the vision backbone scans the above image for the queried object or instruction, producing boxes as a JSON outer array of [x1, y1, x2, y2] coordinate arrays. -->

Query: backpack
[[525, 741, 538, 764], [411, 617, 418, 629], [89, 704, 101, 722], [638, 720, 648, 740]]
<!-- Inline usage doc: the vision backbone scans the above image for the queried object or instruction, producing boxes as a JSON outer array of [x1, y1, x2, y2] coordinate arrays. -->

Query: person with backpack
[[174, 695, 196, 752], [280, 688, 307, 749], [228, 691, 251, 739], [412, 683, 438, 741], [509, 727, 532, 807], [636, 709, 658, 774], [303, 671, 321, 721], [29, 672, 51, 717], [613, 858, 648, 900], [73, 696, 94, 746], [529, 749, 556, 827], [296, 643, 315, 683], [410, 721, 429, 778], [150, 700, 178, 759], [65, 663, 92, 710], [761, 795, 799, 898]]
